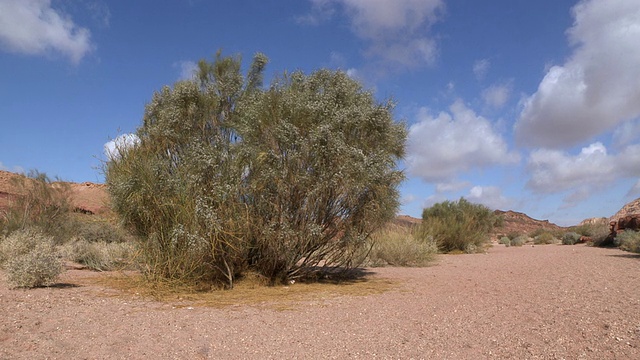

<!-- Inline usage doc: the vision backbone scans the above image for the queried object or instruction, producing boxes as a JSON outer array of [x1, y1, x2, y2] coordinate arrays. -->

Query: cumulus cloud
[[104, 133, 140, 161], [0, 0, 94, 63], [302, 0, 444, 70], [406, 100, 520, 182], [482, 82, 512, 109], [473, 59, 490, 81], [467, 186, 513, 210], [515, 0, 640, 148], [526, 142, 640, 206]]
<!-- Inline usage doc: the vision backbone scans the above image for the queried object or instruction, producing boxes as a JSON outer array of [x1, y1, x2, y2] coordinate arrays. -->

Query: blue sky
[[1, 0, 640, 226]]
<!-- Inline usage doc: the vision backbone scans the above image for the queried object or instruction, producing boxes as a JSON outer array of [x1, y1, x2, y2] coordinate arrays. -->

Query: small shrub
[[507, 232, 523, 240], [511, 235, 528, 247], [617, 230, 640, 253], [562, 232, 581, 245], [533, 231, 556, 245], [0, 229, 63, 288], [499, 236, 511, 247]]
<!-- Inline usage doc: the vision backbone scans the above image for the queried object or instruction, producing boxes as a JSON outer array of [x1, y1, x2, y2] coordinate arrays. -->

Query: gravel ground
[[2, 243, 640, 359]]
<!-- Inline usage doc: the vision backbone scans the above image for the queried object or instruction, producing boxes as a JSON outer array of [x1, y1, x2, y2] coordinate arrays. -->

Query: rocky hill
[[492, 210, 564, 237], [579, 217, 609, 226], [609, 197, 640, 221]]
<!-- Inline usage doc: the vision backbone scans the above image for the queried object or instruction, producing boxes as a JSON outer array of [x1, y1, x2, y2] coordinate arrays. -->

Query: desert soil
[[2, 243, 640, 360]]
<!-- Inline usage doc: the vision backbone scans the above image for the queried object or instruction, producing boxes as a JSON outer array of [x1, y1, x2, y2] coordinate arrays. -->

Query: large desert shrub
[[238, 69, 405, 282], [0, 228, 63, 288], [106, 52, 406, 287], [417, 198, 500, 253]]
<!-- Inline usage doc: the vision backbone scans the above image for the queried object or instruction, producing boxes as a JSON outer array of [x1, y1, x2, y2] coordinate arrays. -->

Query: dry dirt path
[[2, 244, 640, 359]]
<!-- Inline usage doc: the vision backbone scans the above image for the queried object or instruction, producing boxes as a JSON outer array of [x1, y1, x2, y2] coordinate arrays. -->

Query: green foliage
[[499, 236, 511, 247], [562, 232, 581, 245], [364, 226, 437, 267], [617, 230, 640, 253], [105, 52, 406, 287], [417, 198, 500, 253], [0, 228, 63, 288]]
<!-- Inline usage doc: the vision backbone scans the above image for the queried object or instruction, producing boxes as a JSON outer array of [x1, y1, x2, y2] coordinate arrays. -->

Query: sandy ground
[[2, 243, 640, 360]]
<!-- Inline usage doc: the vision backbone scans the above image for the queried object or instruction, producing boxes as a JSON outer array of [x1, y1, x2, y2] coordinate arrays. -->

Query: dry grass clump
[[364, 225, 437, 267], [59, 238, 138, 271], [0, 228, 63, 288]]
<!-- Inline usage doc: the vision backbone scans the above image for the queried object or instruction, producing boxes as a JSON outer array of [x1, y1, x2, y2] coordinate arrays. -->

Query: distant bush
[[365, 227, 437, 267], [533, 231, 556, 245], [617, 230, 640, 253], [562, 232, 581, 245], [0, 229, 63, 288], [499, 236, 511, 247], [417, 198, 501, 253], [511, 235, 528, 247]]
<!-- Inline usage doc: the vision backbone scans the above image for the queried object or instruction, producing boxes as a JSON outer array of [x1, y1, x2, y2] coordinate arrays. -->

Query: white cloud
[[0, 0, 93, 63], [467, 186, 513, 210], [435, 181, 470, 193], [406, 100, 520, 182], [482, 82, 512, 109], [303, 0, 444, 71], [104, 133, 140, 161], [473, 59, 490, 81], [526, 142, 640, 206], [515, 0, 640, 148], [175, 60, 198, 81]]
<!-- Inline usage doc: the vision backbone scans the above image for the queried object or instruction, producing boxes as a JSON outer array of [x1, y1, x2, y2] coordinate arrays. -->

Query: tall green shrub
[[418, 198, 500, 253]]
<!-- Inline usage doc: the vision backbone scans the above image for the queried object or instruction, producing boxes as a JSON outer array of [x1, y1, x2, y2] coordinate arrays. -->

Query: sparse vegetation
[[417, 198, 501, 253], [0, 228, 63, 288], [0, 170, 72, 241], [59, 238, 137, 271]]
